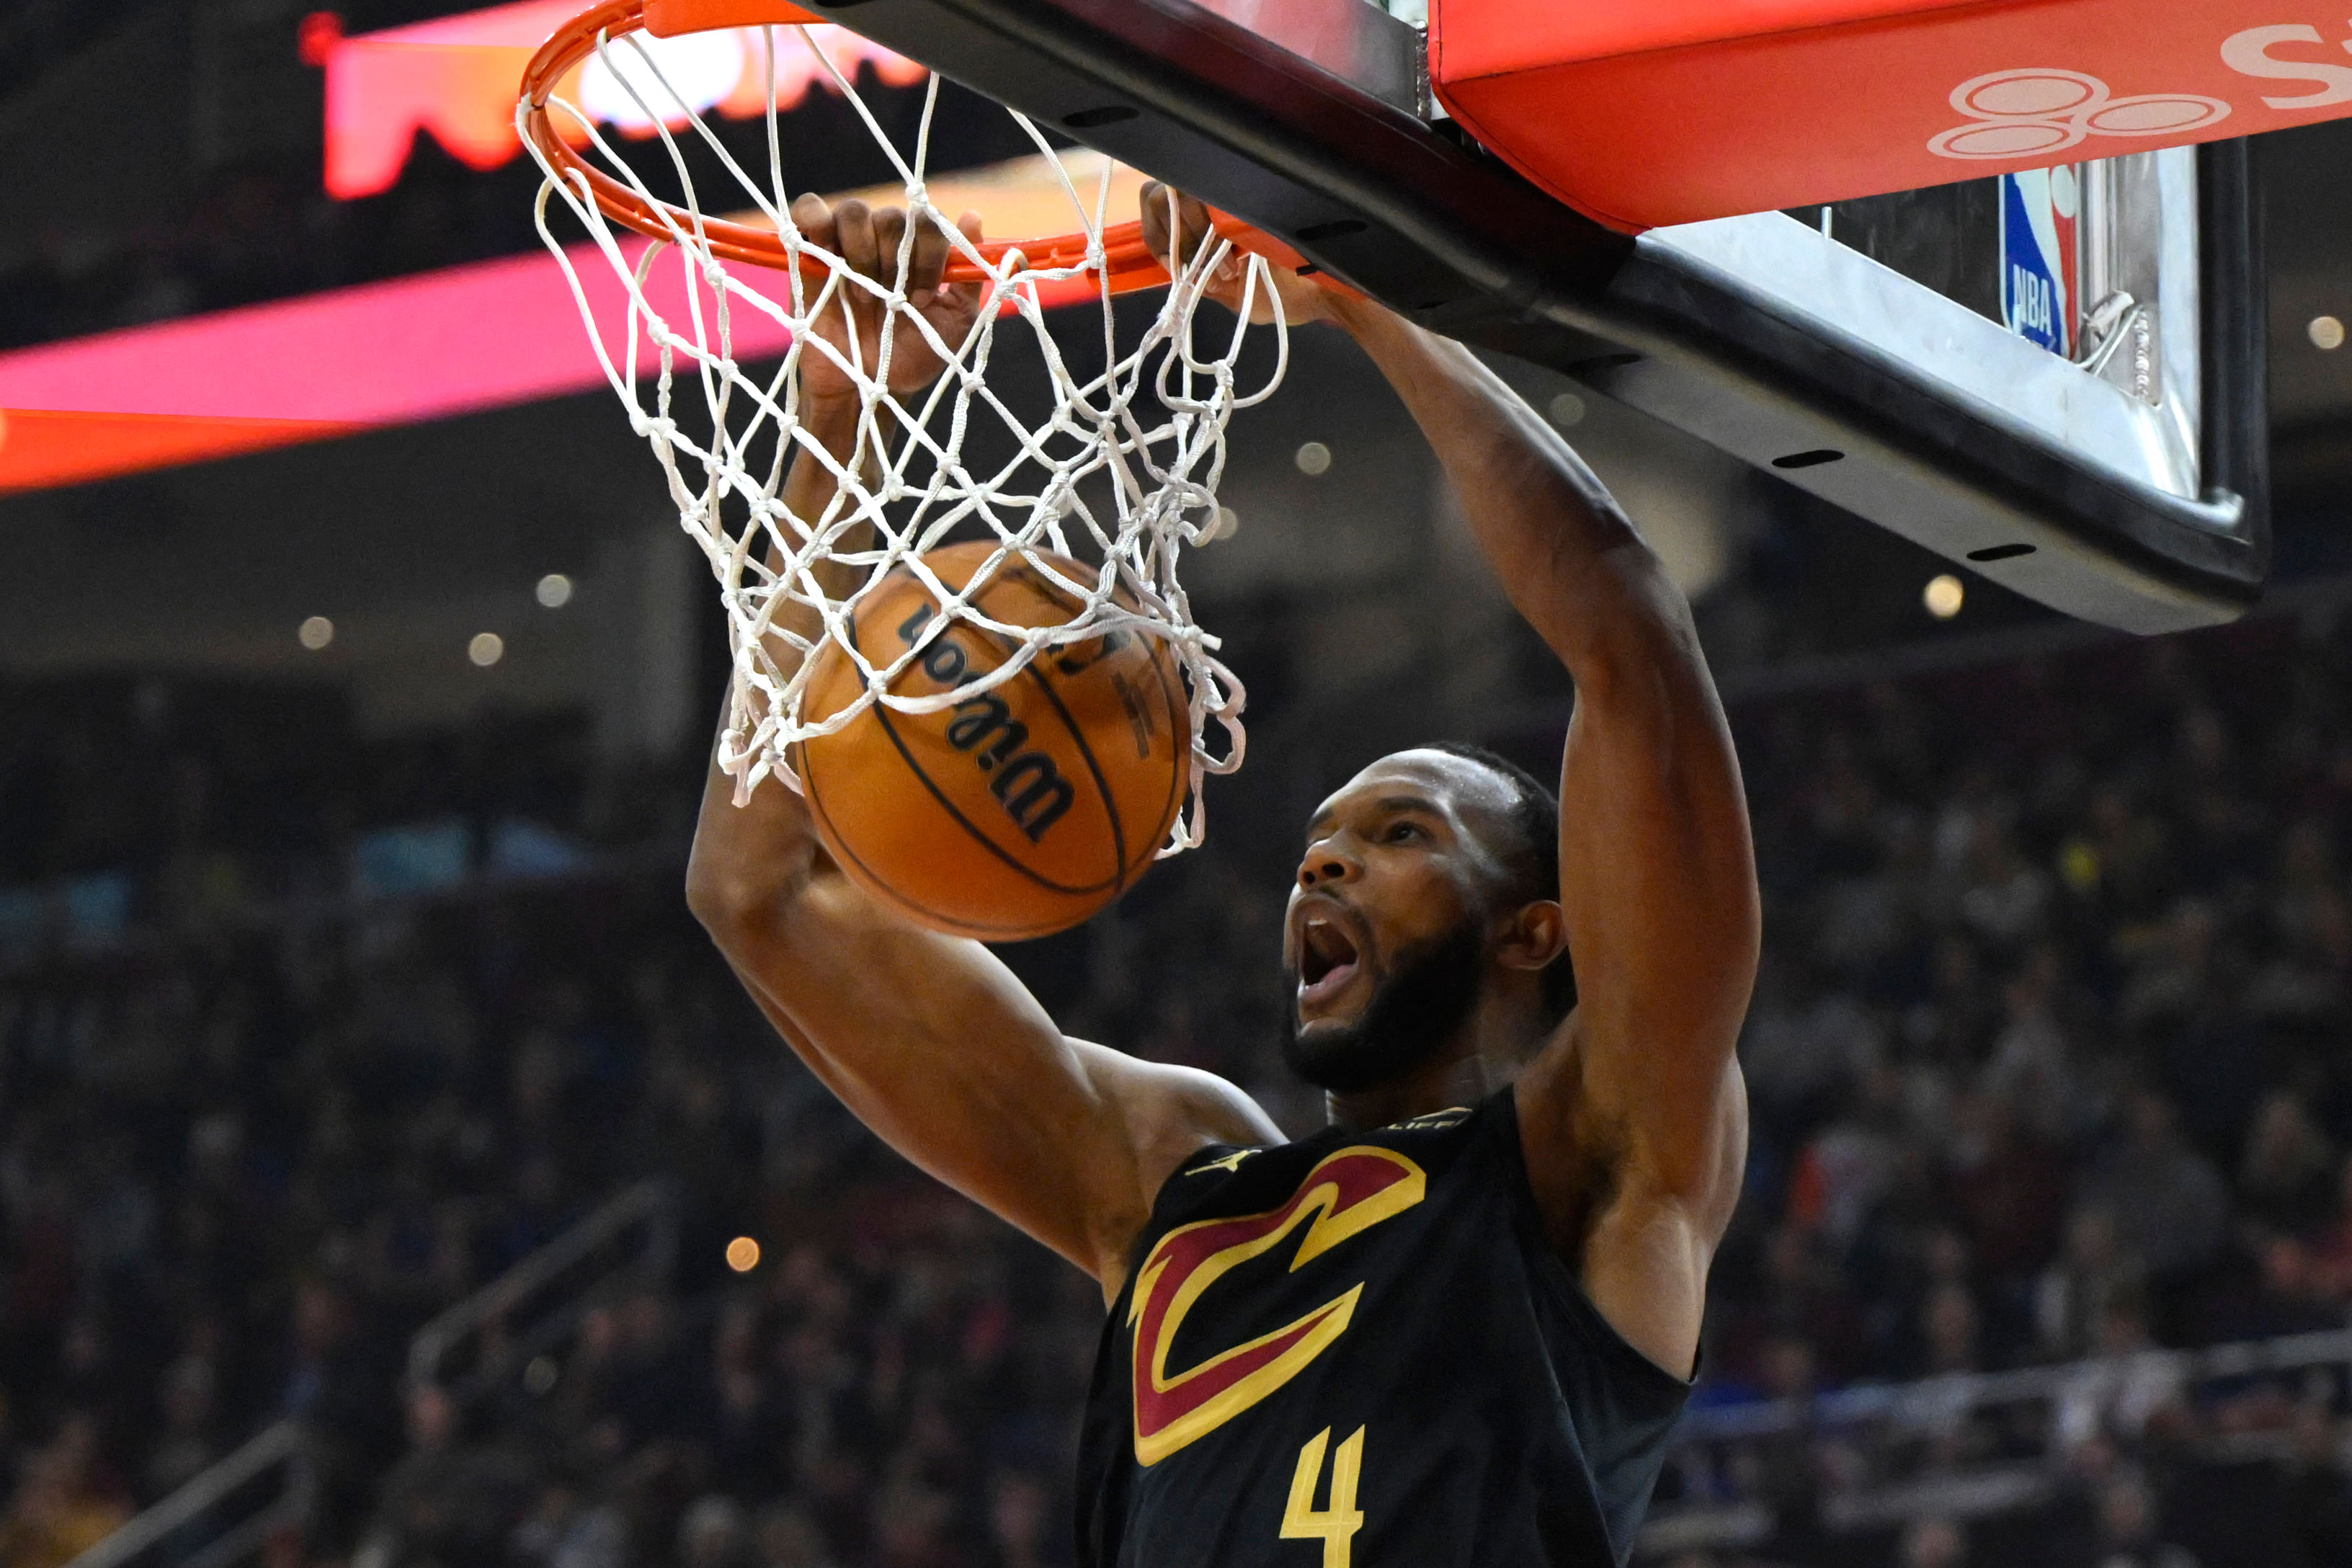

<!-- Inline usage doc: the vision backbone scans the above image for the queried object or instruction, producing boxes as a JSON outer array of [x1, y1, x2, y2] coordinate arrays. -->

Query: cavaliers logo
[[1128, 1147, 1425, 1465]]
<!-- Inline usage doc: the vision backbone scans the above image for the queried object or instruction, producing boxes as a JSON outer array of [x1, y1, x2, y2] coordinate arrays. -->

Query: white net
[[518, 17, 1289, 854]]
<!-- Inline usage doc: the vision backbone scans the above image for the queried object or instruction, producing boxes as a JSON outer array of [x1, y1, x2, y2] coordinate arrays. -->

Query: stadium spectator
[[2091, 1470, 2201, 1568], [754, 1502, 839, 1568], [511, 1474, 629, 1568], [2280, 1404, 2352, 1568], [0, 1414, 131, 1567], [1899, 1516, 1968, 1568], [356, 1383, 533, 1567], [2081, 1088, 2230, 1291], [2036, 1206, 2147, 1362], [2237, 1092, 2339, 1239], [2052, 1294, 2186, 1452], [678, 1493, 754, 1567]]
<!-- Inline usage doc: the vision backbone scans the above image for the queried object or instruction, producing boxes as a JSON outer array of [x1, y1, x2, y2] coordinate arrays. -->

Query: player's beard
[[1281, 917, 1486, 1093]]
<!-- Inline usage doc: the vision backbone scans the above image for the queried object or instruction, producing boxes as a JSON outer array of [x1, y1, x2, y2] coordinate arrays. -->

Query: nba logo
[[2000, 166, 2077, 357]]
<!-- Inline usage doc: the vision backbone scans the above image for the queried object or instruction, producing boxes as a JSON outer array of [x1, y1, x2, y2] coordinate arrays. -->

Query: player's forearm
[[1329, 297, 1693, 690], [685, 721, 819, 935], [684, 393, 866, 928]]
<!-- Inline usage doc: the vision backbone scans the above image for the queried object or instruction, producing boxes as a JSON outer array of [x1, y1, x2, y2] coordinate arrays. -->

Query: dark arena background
[[4, 4, 2352, 1567]]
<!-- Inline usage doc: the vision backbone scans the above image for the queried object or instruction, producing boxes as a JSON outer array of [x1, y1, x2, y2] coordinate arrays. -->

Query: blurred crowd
[[12, 600, 2352, 1567], [1724, 611, 2352, 1384], [0, 673, 1248, 1568], [1673, 605, 2352, 1567]]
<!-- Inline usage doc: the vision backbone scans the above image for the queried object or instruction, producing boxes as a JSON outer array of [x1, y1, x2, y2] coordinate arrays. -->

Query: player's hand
[[790, 194, 985, 409], [1140, 182, 1335, 328]]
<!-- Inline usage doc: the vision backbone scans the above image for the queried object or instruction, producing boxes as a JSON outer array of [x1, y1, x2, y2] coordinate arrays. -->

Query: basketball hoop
[[517, 0, 1291, 855]]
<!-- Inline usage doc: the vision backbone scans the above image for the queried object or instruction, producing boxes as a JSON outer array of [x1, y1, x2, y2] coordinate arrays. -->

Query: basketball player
[[687, 187, 1758, 1567]]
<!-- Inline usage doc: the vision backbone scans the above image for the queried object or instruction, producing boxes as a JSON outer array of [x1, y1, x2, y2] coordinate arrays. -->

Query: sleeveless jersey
[[1074, 1087, 1690, 1568]]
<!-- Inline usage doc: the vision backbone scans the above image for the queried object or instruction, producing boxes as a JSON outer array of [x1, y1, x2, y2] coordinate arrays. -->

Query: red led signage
[[320, 0, 925, 199]]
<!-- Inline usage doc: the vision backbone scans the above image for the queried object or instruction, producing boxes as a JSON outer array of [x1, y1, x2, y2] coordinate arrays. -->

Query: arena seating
[[11, 597, 2352, 1567]]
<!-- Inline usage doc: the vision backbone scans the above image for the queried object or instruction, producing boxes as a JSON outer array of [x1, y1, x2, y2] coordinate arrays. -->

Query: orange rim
[[521, 0, 1186, 292]]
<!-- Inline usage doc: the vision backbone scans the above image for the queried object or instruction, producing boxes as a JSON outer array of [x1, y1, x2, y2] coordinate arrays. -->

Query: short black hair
[[1420, 741, 1577, 1022]]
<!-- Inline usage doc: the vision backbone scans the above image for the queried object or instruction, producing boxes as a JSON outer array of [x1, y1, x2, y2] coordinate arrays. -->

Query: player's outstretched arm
[[1140, 178, 1763, 1376], [1328, 300, 1755, 1378], [686, 197, 1278, 1298]]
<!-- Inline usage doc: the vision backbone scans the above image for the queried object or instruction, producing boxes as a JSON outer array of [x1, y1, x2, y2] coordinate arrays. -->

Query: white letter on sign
[[2221, 22, 2352, 108]]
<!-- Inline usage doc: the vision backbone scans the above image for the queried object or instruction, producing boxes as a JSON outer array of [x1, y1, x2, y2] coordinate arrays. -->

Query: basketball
[[793, 541, 1188, 940]]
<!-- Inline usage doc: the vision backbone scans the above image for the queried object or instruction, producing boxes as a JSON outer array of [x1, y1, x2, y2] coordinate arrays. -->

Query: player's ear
[[1494, 899, 1568, 974]]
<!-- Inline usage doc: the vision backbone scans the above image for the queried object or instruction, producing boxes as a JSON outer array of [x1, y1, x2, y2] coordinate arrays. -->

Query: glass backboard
[[734, 0, 2268, 632], [1600, 141, 2263, 631]]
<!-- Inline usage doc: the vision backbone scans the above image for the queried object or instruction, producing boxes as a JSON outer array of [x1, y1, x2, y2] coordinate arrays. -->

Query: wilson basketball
[[794, 542, 1188, 940]]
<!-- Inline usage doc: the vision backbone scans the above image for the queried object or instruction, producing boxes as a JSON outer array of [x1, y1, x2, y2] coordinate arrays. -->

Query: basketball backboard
[[633, 0, 2274, 633]]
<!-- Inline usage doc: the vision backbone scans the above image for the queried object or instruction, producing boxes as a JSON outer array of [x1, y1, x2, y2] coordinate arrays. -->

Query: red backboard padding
[[1432, 0, 2352, 231], [643, 0, 824, 34]]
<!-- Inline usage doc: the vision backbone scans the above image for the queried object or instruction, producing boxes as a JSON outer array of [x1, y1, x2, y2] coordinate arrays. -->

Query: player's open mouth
[[1297, 917, 1362, 1007]]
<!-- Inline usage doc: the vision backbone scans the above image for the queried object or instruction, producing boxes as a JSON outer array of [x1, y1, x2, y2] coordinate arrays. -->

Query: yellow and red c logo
[[1128, 1146, 1425, 1465]]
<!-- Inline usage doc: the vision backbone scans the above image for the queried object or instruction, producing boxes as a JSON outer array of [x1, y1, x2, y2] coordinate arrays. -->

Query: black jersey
[[1074, 1088, 1690, 1568]]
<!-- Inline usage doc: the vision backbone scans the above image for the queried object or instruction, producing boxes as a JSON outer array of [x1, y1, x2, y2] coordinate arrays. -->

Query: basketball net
[[518, 14, 1286, 855]]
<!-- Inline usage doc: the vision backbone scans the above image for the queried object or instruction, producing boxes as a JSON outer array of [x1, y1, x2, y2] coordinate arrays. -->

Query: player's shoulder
[[1067, 1041, 1281, 1234], [1157, 1094, 1499, 1210], [1073, 1041, 1280, 1150]]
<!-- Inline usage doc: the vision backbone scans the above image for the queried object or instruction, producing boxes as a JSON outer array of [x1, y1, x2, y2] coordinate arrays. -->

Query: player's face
[[1282, 752, 1523, 1083]]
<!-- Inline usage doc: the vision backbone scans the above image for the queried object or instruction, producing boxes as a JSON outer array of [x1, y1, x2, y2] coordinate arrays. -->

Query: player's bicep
[[1067, 1042, 1284, 1291], [724, 876, 1272, 1282], [1520, 1043, 1744, 1379], [1578, 1058, 1747, 1370]]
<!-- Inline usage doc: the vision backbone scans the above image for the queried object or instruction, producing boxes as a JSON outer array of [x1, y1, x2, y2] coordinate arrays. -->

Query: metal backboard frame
[[774, 0, 2268, 633]]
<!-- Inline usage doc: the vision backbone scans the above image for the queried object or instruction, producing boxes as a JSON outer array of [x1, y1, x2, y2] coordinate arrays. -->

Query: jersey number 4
[[1282, 1427, 1366, 1567]]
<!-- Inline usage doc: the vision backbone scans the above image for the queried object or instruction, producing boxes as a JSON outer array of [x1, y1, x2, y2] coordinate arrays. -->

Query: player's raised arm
[[1144, 178, 1757, 1374], [685, 196, 1278, 1296], [1328, 298, 1756, 1378]]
